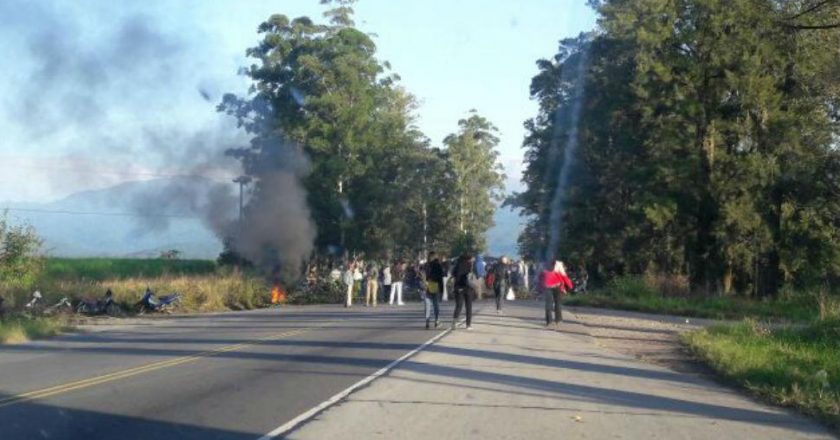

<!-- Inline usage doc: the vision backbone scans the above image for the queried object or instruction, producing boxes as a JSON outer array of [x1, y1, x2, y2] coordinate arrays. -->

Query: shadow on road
[[0, 393, 257, 440]]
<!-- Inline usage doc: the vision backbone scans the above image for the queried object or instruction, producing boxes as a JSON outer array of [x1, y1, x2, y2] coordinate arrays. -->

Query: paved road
[[288, 302, 835, 440], [0, 304, 448, 439], [0, 301, 834, 440]]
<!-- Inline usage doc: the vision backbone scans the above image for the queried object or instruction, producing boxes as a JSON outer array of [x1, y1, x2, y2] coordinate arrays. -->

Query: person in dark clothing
[[451, 253, 476, 330], [423, 252, 445, 329], [492, 256, 512, 314]]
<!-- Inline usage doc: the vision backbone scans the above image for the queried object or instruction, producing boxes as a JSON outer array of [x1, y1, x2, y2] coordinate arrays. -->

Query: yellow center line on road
[[0, 325, 326, 409]]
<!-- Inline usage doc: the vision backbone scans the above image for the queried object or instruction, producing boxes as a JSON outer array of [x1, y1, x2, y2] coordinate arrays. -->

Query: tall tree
[[443, 111, 506, 253], [516, 0, 840, 294], [220, 0, 445, 260]]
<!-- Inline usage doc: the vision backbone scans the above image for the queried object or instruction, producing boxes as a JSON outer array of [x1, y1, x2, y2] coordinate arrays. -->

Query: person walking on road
[[473, 254, 486, 299], [541, 260, 573, 328], [492, 256, 512, 314], [390, 260, 406, 305], [424, 252, 444, 329], [451, 253, 476, 330], [364, 262, 379, 307], [441, 259, 451, 302], [342, 262, 355, 308]]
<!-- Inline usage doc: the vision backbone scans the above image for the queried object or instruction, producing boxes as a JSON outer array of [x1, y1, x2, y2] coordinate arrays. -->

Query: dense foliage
[[0, 213, 43, 290], [219, 0, 504, 260], [513, 0, 840, 296]]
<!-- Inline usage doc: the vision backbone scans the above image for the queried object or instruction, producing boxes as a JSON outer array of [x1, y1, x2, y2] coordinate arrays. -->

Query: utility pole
[[233, 175, 252, 234], [422, 202, 428, 256]]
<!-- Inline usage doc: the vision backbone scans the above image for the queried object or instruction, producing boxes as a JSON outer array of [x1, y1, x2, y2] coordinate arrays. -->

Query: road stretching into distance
[[0, 302, 833, 440], [0, 304, 449, 439]]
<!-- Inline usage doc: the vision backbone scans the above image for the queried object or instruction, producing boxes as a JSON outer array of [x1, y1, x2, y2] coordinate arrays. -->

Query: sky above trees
[[0, 0, 596, 202]]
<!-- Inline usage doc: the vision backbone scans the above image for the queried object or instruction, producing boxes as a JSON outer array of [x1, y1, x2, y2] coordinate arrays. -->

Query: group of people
[[329, 259, 411, 307], [325, 253, 575, 330]]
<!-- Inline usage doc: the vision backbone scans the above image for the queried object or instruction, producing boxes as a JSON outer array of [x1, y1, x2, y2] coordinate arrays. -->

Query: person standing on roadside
[[342, 262, 355, 308], [381, 263, 392, 304], [364, 262, 379, 307], [390, 260, 406, 305], [541, 260, 573, 328], [441, 259, 451, 302], [492, 256, 512, 314], [424, 251, 444, 329], [451, 253, 476, 330]]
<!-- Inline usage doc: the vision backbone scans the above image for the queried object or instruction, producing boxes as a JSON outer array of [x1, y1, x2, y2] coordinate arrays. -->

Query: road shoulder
[[281, 302, 833, 440]]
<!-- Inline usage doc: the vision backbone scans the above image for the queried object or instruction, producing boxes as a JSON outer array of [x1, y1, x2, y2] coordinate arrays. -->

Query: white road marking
[[257, 325, 456, 439]]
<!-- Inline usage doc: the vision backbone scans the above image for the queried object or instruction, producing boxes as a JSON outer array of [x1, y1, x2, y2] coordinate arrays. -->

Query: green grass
[[0, 316, 70, 344], [563, 275, 821, 321], [43, 258, 217, 281], [564, 293, 817, 321], [684, 320, 840, 430]]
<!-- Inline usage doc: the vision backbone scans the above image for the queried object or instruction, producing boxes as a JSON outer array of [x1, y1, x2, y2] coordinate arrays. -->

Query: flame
[[271, 283, 286, 304]]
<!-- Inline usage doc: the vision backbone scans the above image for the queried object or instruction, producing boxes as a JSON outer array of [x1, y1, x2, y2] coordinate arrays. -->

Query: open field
[[43, 257, 217, 281]]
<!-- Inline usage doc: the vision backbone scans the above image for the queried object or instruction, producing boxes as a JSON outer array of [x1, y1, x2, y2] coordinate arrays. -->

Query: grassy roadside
[[0, 316, 71, 344], [683, 320, 840, 431], [563, 293, 817, 321], [561, 276, 824, 321]]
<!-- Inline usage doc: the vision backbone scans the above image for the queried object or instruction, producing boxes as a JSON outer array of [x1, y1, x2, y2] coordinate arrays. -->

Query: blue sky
[[0, 0, 596, 202]]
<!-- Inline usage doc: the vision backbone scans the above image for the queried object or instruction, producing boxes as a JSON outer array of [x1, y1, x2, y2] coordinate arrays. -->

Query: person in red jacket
[[541, 260, 573, 328]]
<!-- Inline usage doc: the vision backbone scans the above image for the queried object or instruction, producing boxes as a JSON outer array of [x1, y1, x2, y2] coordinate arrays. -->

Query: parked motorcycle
[[571, 274, 589, 294], [23, 291, 75, 317], [77, 289, 123, 316], [43, 297, 74, 316], [135, 288, 181, 314], [25, 290, 43, 309]]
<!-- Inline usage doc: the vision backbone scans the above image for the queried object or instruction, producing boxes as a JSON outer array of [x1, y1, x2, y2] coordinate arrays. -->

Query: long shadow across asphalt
[[0, 392, 257, 440]]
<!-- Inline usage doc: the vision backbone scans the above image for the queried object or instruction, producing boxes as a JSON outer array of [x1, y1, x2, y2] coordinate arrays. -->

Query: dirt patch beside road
[[565, 306, 724, 375]]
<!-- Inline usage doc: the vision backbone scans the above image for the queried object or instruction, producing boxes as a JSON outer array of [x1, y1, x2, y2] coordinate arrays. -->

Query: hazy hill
[[4, 177, 524, 259]]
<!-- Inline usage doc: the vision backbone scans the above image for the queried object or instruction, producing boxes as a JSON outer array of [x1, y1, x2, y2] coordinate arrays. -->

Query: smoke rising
[[225, 129, 316, 281], [1, 1, 317, 274]]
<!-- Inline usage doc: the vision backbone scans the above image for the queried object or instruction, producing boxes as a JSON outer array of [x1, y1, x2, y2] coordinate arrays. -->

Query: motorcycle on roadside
[[23, 291, 76, 317], [76, 289, 124, 317], [43, 297, 74, 316], [134, 288, 182, 314]]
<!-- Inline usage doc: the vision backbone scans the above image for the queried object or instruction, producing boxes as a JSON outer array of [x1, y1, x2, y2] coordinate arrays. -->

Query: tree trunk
[[761, 186, 783, 298], [690, 121, 718, 295]]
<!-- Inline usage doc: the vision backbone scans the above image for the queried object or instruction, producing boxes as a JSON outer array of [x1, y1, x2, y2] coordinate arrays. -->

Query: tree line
[[219, 0, 505, 267], [512, 0, 840, 296]]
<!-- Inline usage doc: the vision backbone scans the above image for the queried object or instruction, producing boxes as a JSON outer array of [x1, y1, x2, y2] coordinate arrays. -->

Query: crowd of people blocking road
[[324, 252, 584, 330]]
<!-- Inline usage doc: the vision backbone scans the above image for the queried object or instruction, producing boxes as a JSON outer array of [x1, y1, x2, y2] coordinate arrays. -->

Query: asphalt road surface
[[0, 301, 833, 440], [0, 304, 448, 440]]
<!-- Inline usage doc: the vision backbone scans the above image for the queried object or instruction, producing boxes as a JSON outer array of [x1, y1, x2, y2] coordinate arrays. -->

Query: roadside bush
[[0, 316, 68, 344], [0, 213, 43, 293], [603, 276, 657, 299], [644, 272, 690, 297], [287, 280, 345, 305]]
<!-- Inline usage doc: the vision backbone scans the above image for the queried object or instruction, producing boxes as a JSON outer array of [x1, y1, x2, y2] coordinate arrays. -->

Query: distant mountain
[[4, 177, 525, 259], [3, 177, 224, 259], [486, 204, 526, 258]]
